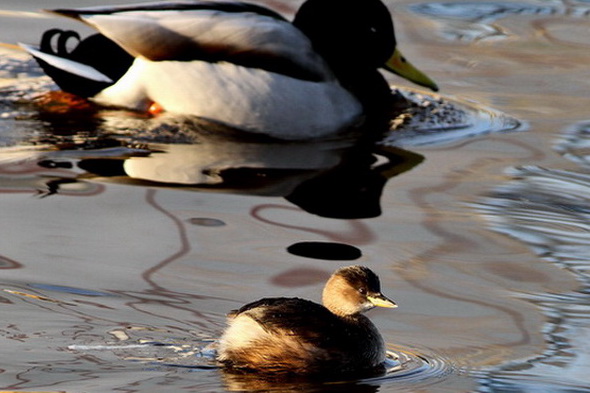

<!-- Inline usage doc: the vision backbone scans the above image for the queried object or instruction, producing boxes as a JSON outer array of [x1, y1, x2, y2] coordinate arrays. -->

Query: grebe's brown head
[[322, 265, 396, 317]]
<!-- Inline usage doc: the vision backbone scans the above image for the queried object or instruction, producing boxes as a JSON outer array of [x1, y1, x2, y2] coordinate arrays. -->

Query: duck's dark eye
[[358, 287, 367, 295]]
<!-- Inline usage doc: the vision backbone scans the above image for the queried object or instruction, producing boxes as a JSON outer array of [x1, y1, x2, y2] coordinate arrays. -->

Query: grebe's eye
[[358, 287, 367, 295]]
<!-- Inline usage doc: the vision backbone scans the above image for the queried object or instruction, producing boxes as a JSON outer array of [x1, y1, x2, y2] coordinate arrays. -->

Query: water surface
[[1, 0, 590, 391]]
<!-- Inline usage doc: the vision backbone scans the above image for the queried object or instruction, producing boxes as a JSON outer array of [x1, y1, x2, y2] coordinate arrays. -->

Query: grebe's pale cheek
[[360, 300, 376, 312]]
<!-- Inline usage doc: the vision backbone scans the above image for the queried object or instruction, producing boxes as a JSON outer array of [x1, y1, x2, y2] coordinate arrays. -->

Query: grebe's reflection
[[221, 370, 381, 392]]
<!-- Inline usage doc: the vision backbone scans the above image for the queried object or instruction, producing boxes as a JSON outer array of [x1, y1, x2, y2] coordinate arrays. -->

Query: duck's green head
[[294, 0, 438, 92]]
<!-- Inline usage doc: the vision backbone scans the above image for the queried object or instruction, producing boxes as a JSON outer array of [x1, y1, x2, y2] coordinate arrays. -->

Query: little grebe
[[217, 265, 396, 376]]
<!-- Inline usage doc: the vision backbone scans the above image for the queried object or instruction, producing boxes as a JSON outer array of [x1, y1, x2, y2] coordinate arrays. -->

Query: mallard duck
[[23, 0, 438, 139], [217, 265, 396, 375]]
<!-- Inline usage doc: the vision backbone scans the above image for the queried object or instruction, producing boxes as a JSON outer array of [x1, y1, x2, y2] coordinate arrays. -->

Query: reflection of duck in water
[[23, 0, 438, 139], [287, 145, 424, 219], [34, 130, 423, 217], [217, 265, 396, 376]]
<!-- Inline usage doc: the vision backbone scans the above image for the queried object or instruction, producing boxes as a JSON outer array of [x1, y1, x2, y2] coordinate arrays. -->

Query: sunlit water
[[1, 0, 590, 391]]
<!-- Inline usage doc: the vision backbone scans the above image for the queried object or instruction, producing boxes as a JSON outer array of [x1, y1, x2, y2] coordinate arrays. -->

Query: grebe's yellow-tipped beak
[[367, 294, 398, 308], [384, 48, 439, 92]]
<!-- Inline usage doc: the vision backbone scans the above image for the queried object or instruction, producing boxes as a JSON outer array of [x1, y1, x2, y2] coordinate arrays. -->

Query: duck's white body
[[26, 4, 363, 139], [95, 57, 361, 139]]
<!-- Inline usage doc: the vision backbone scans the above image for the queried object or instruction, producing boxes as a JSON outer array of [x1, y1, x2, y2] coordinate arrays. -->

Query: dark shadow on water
[[286, 145, 423, 219], [287, 241, 363, 260]]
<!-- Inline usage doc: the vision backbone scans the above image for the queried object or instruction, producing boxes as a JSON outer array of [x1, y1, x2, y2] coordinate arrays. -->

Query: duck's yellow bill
[[384, 48, 439, 92], [367, 294, 398, 308]]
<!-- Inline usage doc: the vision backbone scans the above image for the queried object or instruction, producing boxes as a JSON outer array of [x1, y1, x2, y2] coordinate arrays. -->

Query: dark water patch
[[287, 241, 363, 261], [187, 217, 226, 227]]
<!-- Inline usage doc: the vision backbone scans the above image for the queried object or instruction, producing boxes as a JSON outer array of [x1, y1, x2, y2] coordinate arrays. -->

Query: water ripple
[[410, 1, 590, 42], [475, 164, 590, 392], [556, 121, 590, 168], [477, 165, 590, 279], [411, 2, 560, 23], [383, 89, 523, 147], [372, 347, 453, 384]]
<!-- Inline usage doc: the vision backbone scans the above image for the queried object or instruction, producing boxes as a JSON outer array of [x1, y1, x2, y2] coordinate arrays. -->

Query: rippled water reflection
[[1, 0, 590, 391], [477, 165, 590, 391], [411, 0, 590, 45]]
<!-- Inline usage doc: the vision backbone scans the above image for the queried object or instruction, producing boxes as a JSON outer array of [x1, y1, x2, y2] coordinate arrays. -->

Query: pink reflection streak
[[141, 189, 191, 291], [250, 204, 376, 245], [0, 255, 22, 270], [110, 189, 222, 329]]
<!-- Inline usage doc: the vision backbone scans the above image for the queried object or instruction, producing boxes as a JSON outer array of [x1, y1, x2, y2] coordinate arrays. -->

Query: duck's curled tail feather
[[22, 29, 133, 97]]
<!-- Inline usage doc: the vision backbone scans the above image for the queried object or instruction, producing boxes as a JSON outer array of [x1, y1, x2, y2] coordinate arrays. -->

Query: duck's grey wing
[[48, 1, 330, 81], [50, 1, 286, 22]]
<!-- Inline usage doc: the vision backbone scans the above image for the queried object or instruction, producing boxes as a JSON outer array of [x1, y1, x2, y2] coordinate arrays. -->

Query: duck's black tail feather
[[23, 29, 133, 97]]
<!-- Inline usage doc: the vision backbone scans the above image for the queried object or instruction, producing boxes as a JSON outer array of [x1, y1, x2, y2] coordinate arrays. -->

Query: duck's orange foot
[[148, 101, 164, 116], [34, 91, 96, 114]]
